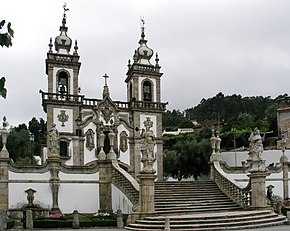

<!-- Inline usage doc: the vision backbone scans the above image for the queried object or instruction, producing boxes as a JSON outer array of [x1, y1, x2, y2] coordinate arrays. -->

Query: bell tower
[[46, 4, 81, 96], [125, 20, 167, 180], [125, 19, 162, 103], [41, 4, 83, 165]]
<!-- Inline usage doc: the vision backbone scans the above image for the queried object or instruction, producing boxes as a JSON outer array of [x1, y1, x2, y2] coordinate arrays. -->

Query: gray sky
[[1, 0, 290, 126]]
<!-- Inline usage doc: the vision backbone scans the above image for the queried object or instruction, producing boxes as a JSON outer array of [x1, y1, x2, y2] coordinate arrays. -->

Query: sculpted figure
[[248, 127, 263, 160], [48, 123, 59, 155], [140, 117, 155, 159]]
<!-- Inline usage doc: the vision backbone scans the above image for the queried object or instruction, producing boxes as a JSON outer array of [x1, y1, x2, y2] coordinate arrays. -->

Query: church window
[[143, 81, 152, 101], [103, 131, 110, 154], [58, 71, 69, 94], [59, 140, 68, 157]]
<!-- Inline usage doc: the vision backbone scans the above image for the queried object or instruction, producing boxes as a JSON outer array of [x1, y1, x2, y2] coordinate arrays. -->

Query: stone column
[[48, 157, 61, 214], [248, 170, 271, 210], [98, 159, 112, 214], [280, 136, 289, 200], [138, 173, 157, 219]]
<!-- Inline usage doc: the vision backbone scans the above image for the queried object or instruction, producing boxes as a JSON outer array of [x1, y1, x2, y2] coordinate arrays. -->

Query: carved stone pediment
[[96, 96, 119, 125]]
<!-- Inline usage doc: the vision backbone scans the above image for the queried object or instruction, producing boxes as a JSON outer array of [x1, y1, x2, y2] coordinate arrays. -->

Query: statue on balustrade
[[247, 127, 267, 171]]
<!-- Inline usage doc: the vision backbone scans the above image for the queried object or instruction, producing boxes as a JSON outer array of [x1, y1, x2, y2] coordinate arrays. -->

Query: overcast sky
[[1, 0, 290, 126]]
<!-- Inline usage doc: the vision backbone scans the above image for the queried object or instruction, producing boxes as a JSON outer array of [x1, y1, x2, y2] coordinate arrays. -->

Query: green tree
[[0, 20, 14, 98], [28, 117, 47, 156], [163, 130, 211, 180]]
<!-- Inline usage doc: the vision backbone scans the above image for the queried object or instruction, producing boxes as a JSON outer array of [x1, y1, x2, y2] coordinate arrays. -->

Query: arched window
[[58, 71, 69, 94], [143, 81, 152, 102]]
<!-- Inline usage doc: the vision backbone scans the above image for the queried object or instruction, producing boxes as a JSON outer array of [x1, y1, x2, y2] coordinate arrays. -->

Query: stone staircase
[[125, 180, 287, 230]]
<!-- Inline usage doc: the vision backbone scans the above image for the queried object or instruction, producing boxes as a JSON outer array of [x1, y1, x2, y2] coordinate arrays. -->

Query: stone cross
[[103, 73, 109, 86]]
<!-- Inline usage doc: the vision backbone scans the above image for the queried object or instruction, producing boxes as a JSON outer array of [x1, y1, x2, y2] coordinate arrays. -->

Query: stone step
[[155, 193, 229, 198], [155, 206, 241, 215], [125, 210, 287, 230]]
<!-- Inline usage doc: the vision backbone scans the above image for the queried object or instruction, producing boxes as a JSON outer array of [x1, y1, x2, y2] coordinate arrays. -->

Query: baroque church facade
[[40, 11, 166, 180], [0, 8, 167, 218]]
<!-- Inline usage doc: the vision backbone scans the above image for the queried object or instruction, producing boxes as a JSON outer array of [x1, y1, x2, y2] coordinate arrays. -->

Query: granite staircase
[[125, 180, 287, 230]]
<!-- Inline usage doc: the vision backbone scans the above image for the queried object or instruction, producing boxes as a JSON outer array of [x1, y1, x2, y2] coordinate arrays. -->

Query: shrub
[[7, 220, 15, 229]]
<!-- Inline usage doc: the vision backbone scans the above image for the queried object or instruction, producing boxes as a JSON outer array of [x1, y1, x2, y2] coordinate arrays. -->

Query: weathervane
[[63, 3, 69, 19], [140, 16, 145, 35]]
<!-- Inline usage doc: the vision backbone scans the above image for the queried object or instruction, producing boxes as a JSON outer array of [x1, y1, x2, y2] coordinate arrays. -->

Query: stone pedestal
[[138, 173, 157, 219], [98, 160, 112, 214], [25, 210, 33, 229], [48, 157, 61, 214], [248, 170, 271, 210], [72, 210, 80, 229]]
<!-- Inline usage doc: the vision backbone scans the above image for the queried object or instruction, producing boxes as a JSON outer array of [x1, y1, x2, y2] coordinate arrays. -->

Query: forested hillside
[[163, 92, 290, 136]]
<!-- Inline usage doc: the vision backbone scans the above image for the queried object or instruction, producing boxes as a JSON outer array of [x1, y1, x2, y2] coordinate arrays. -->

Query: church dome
[[54, 16, 72, 54], [134, 31, 154, 66]]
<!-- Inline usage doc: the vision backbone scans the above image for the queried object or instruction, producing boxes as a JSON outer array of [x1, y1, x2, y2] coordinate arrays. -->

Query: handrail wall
[[213, 161, 251, 209]]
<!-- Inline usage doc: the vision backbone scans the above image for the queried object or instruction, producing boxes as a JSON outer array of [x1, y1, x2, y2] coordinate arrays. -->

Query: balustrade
[[213, 162, 251, 208]]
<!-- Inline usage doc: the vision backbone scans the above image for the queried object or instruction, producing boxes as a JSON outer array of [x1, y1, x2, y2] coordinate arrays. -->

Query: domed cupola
[[133, 20, 154, 66], [54, 4, 72, 54]]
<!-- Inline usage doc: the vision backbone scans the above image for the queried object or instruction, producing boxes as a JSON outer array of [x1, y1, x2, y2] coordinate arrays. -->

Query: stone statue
[[48, 123, 59, 156], [248, 127, 263, 161], [247, 127, 267, 172], [140, 117, 155, 159], [140, 117, 156, 173]]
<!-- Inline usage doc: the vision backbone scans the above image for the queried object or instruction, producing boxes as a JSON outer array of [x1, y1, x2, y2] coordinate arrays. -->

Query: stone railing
[[131, 101, 167, 110], [213, 161, 251, 209], [111, 161, 139, 205], [40, 90, 84, 103]]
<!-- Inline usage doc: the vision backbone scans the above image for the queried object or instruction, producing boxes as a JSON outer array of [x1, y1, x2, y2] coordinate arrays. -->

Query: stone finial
[[73, 40, 78, 55], [48, 37, 53, 53], [155, 53, 160, 67], [127, 59, 131, 69]]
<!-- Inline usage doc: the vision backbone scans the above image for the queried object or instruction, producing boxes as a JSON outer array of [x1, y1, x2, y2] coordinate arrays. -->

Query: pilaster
[[48, 157, 61, 214]]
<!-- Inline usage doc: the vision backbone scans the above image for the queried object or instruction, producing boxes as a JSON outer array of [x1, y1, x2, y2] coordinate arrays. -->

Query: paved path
[[29, 225, 290, 231]]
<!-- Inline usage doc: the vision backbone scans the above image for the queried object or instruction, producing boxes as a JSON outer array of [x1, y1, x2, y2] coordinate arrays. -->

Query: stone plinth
[[138, 173, 157, 219], [98, 160, 112, 214], [248, 170, 271, 210]]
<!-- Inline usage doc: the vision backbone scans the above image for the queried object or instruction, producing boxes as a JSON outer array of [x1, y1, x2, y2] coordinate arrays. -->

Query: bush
[[34, 219, 72, 228], [80, 216, 116, 227], [7, 220, 15, 229], [33, 215, 117, 228]]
